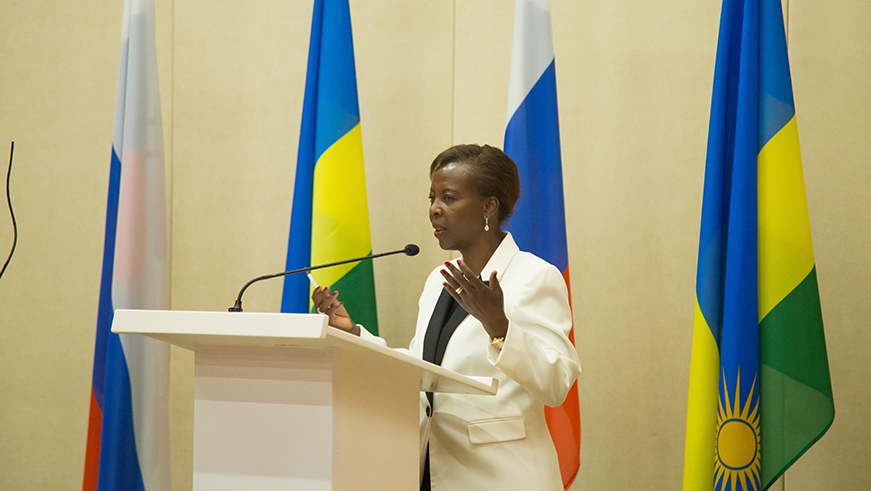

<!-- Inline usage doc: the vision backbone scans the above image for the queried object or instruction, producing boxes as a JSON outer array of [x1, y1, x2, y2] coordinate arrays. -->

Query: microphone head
[[404, 244, 420, 256]]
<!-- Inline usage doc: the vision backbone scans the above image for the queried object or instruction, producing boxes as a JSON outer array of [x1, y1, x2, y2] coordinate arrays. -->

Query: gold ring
[[455, 286, 464, 295]]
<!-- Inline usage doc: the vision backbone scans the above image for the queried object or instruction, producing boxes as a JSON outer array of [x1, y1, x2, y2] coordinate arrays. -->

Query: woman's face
[[429, 162, 488, 252]]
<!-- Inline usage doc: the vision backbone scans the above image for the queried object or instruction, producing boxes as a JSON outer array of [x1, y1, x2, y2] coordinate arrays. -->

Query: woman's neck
[[459, 231, 506, 276]]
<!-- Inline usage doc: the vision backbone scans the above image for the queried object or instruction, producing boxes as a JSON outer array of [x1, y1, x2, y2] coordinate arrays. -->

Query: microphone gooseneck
[[229, 244, 419, 312]]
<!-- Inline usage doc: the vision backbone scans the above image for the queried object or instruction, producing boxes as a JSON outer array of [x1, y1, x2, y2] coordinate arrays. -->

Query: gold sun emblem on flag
[[714, 369, 761, 491]]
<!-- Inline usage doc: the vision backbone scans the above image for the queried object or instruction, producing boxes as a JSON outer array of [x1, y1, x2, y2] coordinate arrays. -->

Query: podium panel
[[193, 346, 336, 490]]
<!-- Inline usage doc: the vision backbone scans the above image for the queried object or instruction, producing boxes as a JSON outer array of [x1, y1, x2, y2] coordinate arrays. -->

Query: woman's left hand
[[440, 260, 509, 339]]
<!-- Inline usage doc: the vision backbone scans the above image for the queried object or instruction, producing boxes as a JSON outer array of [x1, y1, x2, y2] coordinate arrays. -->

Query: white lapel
[[477, 232, 520, 282]]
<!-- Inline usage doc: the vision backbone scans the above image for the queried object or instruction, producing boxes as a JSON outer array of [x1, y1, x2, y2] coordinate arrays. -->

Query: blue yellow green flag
[[682, 1, 834, 490], [281, 0, 377, 333]]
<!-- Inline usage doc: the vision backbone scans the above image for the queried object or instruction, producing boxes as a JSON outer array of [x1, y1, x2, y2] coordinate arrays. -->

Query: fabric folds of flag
[[83, 0, 170, 490], [503, 0, 580, 488], [682, 1, 834, 490], [281, 0, 377, 333]]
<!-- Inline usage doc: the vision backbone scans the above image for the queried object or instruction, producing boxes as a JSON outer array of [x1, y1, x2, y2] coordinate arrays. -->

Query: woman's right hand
[[312, 286, 360, 335]]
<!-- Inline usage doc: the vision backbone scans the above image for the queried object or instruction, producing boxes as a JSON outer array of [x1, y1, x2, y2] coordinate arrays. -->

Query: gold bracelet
[[491, 336, 505, 350]]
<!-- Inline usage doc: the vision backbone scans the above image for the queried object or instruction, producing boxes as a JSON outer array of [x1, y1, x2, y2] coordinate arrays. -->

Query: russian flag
[[503, 0, 580, 488], [83, 0, 170, 489]]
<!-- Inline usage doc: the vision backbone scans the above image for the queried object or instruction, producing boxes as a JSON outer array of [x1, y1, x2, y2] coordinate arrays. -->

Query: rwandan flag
[[281, 0, 377, 333], [504, 0, 580, 487], [83, 0, 170, 489], [682, 1, 834, 490]]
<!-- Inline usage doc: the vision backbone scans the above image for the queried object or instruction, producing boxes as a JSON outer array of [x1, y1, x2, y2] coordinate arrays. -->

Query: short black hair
[[430, 144, 521, 225]]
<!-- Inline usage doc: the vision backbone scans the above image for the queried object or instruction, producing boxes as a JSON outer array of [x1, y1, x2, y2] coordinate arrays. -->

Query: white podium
[[111, 309, 497, 491]]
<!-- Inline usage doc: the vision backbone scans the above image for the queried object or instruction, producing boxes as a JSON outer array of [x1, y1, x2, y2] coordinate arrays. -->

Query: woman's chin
[[435, 236, 454, 251]]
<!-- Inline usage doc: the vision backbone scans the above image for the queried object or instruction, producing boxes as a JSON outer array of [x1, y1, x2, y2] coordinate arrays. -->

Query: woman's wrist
[[485, 314, 509, 340]]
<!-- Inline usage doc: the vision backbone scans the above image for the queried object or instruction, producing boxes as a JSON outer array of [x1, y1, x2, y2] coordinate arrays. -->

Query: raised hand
[[440, 260, 508, 340]]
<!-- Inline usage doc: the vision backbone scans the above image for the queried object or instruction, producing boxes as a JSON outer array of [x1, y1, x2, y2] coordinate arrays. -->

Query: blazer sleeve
[[358, 325, 388, 347], [488, 262, 581, 407]]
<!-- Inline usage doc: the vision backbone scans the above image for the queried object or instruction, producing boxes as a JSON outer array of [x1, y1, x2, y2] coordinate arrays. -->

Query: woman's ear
[[484, 197, 500, 221]]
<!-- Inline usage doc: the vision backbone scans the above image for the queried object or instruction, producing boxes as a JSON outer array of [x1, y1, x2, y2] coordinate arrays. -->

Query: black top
[[422, 288, 469, 408], [421, 288, 470, 491]]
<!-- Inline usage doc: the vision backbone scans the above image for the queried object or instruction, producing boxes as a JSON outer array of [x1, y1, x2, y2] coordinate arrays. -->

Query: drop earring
[[484, 216, 490, 232]]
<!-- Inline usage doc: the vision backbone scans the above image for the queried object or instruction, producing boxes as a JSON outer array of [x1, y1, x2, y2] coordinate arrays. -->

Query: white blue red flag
[[503, 0, 580, 488], [83, 0, 170, 489]]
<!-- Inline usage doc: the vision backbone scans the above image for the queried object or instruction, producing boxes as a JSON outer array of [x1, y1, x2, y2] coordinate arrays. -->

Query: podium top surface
[[112, 309, 497, 396]]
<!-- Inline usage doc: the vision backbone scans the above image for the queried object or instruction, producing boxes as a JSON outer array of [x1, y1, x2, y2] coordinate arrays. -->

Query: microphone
[[229, 244, 420, 312]]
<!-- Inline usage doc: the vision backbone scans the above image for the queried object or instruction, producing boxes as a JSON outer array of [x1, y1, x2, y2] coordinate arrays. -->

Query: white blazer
[[362, 233, 580, 490]]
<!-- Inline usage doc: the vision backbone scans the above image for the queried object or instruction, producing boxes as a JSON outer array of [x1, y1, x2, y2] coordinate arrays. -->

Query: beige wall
[[1, 1, 868, 489]]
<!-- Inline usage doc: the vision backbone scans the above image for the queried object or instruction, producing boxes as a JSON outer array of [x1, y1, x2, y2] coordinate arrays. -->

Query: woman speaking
[[312, 144, 581, 490]]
